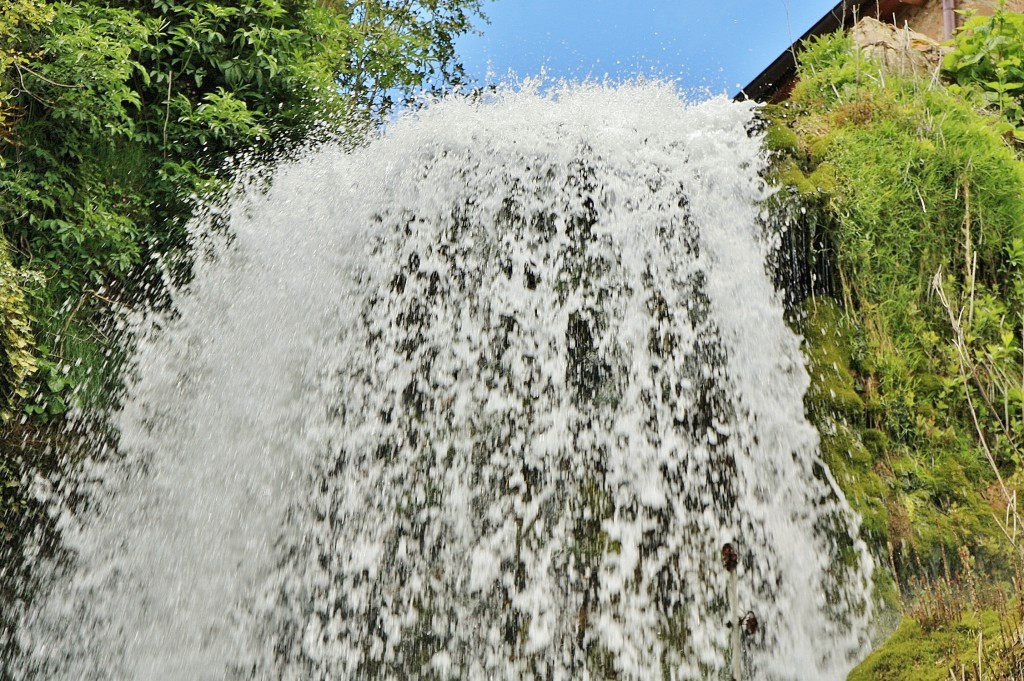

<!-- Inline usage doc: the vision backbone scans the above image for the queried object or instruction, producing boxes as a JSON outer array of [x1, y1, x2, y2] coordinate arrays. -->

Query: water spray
[[8, 85, 872, 681]]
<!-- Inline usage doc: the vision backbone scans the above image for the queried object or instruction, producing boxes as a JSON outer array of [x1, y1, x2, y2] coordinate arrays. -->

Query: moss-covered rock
[[762, 118, 800, 156], [801, 298, 864, 424]]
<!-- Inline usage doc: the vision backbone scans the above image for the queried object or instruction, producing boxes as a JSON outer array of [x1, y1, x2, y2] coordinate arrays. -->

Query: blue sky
[[455, 0, 840, 98]]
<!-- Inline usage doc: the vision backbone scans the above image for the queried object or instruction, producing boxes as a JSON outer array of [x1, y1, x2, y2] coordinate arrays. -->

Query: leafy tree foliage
[[0, 0, 54, 145], [0, 0, 485, 426], [320, 0, 485, 116]]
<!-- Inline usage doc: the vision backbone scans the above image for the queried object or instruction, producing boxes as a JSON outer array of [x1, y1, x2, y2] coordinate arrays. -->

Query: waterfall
[[7, 82, 872, 680]]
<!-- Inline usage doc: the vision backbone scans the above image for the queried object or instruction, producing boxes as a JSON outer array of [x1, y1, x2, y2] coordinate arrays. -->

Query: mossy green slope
[[762, 23, 1024, 679], [769, 31, 1024, 572]]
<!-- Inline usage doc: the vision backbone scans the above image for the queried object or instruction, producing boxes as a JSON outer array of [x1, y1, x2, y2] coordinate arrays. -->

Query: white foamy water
[[9, 83, 872, 680]]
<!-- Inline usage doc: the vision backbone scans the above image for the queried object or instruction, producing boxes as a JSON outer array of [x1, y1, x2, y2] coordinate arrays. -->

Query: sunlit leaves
[[0, 0, 55, 143], [181, 87, 268, 144], [771, 31, 1024, 575], [943, 6, 1024, 130], [0, 241, 37, 424], [328, 0, 486, 119]]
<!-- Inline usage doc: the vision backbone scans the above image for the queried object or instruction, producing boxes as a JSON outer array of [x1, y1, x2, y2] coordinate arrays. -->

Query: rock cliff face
[[850, 17, 943, 78]]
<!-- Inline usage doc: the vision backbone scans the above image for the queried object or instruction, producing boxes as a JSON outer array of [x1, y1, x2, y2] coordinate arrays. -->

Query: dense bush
[[0, 0, 484, 553], [0, 0, 484, 424], [766, 28, 1024, 572]]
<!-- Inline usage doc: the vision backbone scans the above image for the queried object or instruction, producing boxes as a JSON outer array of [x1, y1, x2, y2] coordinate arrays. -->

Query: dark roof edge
[[735, 0, 877, 102]]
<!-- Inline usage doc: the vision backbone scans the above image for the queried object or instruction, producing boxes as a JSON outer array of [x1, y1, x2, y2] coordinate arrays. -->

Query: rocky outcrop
[[851, 16, 945, 77]]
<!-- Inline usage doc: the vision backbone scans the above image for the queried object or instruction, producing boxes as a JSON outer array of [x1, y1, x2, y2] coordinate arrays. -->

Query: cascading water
[[6, 83, 873, 680]]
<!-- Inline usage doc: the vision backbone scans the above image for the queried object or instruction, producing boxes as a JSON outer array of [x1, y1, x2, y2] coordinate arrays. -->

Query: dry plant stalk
[[932, 267, 1024, 552]]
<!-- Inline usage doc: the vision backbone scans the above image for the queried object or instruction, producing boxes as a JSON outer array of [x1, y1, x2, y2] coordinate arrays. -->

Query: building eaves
[[736, 0, 909, 102]]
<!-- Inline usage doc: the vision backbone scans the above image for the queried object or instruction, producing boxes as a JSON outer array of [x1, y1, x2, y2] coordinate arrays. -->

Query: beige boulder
[[851, 16, 945, 78]]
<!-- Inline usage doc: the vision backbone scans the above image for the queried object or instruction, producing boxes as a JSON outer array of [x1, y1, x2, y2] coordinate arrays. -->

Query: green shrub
[[943, 1, 1024, 136]]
